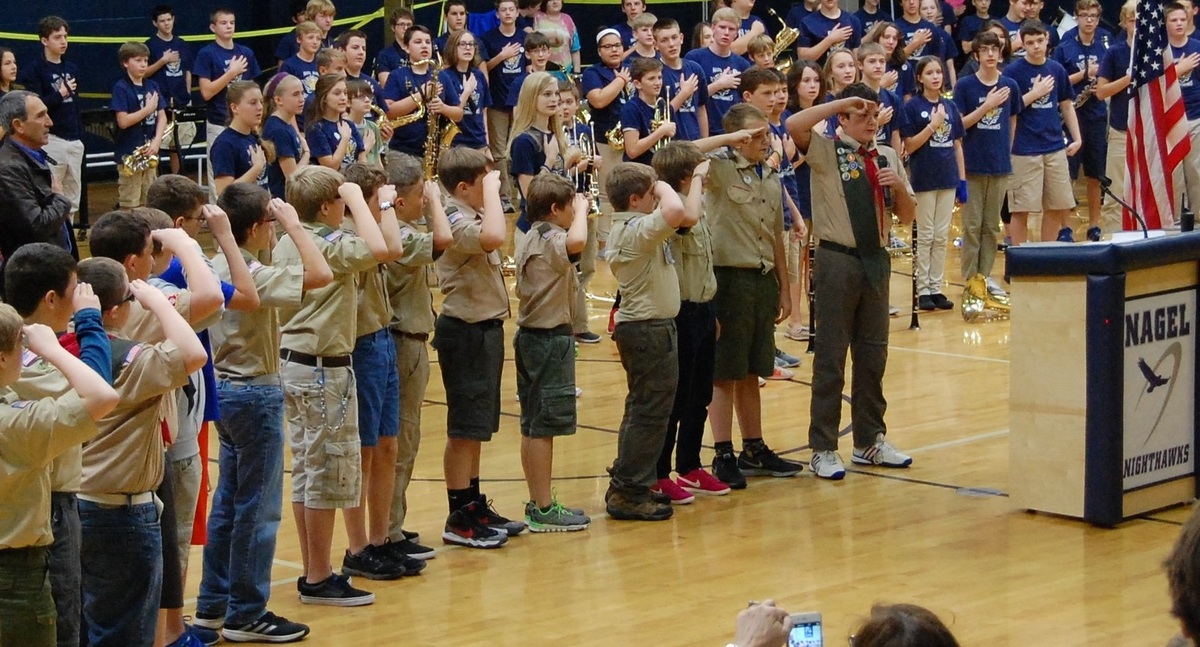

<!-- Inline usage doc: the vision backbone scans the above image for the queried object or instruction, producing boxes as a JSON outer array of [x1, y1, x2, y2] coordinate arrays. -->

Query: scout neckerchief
[[833, 135, 890, 293]]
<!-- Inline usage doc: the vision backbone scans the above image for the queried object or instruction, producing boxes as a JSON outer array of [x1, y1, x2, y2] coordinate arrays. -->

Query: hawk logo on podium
[[1122, 290, 1195, 490]]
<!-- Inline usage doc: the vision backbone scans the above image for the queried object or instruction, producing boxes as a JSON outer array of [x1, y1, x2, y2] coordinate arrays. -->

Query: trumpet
[[575, 106, 602, 218], [650, 86, 672, 152], [121, 117, 175, 177]]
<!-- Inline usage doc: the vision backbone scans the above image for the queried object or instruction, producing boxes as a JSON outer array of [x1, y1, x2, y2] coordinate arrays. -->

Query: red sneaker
[[653, 478, 695, 505], [676, 469, 732, 496]]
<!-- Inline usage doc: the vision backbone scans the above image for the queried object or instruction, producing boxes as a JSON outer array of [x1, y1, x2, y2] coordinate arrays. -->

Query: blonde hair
[[631, 12, 657, 30], [507, 71, 568, 159], [1120, 0, 1136, 22], [286, 165, 344, 222], [711, 7, 739, 27], [296, 20, 322, 39], [0, 303, 22, 354], [305, 0, 336, 20], [746, 34, 775, 59]]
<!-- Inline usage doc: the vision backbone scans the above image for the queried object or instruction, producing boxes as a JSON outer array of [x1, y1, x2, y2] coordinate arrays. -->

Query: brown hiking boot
[[605, 488, 673, 521]]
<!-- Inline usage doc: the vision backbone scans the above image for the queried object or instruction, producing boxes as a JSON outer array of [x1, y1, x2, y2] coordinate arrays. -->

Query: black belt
[[518, 324, 573, 336], [819, 240, 860, 258], [389, 330, 429, 342], [280, 349, 352, 368], [0, 545, 48, 565]]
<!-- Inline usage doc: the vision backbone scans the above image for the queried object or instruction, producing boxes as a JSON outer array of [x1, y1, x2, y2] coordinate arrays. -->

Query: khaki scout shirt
[[342, 220, 391, 338], [275, 221, 379, 356], [385, 222, 437, 335], [515, 221, 577, 329], [81, 339, 189, 495], [609, 208, 681, 323], [670, 208, 717, 304], [122, 285, 222, 344], [435, 198, 511, 324], [807, 130, 912, 248], [0, 389, 96, 550], [705, 150, 784, 272], [13, 353, 80, 492], [211, 248, 304, 379]]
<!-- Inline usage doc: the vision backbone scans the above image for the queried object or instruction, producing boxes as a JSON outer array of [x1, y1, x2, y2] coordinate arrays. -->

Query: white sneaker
[[852, 434, 913, 468], [575, 387, 583, 398], [985, 277, 1008, 297], [810, 450, 846, 480]]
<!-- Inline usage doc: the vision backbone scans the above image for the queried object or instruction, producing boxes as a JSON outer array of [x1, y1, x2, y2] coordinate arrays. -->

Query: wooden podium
[[1006, 233, 1200, 526]]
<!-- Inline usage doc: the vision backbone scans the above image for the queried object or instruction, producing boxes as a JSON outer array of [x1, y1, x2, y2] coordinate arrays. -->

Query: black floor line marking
[[1139, 515, 1185, 526], [844, 467, 1009, 495]]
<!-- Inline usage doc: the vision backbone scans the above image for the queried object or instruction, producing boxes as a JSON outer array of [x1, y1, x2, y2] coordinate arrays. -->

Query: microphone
[[1098, 174, 1149, 239], [877, 154, 893, 208]]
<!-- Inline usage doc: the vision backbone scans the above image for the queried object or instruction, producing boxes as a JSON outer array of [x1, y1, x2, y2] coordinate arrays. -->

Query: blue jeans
[[352, 329, 400, 448], [79, 500, 161, 647], [196, 381, 284, 626]]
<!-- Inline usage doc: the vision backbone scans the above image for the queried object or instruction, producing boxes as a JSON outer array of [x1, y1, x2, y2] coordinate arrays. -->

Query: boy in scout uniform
[[338, 163, 422, 580], [0, 305, 118, 647], [514, 173, 592, 532], [785, 84, 916, 481], [72, 257, 208, 647], [195, 183, 327, 643], [605, 161, 690, 522], [272, 164, 400, 606], [706, 103, 804, 491], [433, 147, 524, 549], [383, 153, 452, 560], [3, 243, 112, 647]]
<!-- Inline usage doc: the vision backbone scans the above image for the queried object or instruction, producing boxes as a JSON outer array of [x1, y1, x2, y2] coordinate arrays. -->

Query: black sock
[[715, 441, 734, 455], [743, 438, 765, 452], [469, 477, 481, 500], [448, 487, 473, 513]]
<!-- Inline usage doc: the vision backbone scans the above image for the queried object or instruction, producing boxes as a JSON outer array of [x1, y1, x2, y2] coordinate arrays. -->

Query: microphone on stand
[[1099, 174, 1149, 239]]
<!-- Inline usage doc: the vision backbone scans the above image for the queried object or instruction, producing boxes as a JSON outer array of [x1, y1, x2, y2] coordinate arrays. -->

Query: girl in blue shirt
[[305, 74, 365, 170], [507, 72, 578, 233], [210, 81, 268, 197], [900, 55, 965, 311], [439, 29, 492, 151], [261, 74, 309, 199], [865, 22, 917, 98], [783, 60, 824, 342]]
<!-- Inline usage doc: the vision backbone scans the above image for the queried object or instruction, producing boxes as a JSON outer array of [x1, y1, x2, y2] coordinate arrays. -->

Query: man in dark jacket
[[0, 90, 75, 269]]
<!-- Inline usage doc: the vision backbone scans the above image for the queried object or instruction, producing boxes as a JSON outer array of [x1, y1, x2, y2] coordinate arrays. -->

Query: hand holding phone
[[788, 612, 823, 647]]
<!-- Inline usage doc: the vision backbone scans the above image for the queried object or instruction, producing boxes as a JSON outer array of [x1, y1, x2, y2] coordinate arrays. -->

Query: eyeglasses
[[599, 43, 623, 50], [458, 41, 477, 48], [121, 292, 135, 304], [1077, 13, 1099, 19]]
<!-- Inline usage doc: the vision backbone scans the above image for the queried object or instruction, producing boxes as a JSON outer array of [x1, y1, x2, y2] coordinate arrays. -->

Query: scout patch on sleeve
[[21, 348, 39, 367], [247, 260, 264, 273], [448, 212, 464, 225], [10, 400, 30, 409], [324, 230, 345, 243], [124, 344, 145, 365]]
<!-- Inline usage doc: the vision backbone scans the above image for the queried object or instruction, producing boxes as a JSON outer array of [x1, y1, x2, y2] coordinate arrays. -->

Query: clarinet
[[909, 217, 920, 331], [806, 232, 816, 354]]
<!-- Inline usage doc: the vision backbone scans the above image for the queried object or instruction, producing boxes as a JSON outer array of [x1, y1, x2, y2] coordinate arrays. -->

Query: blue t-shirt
[[770, 119, 800, 229], [1051, 28, 1113, 120], [281, 55, 321, 99], [261, 114, 302, 199], [740, 15, 766, 37], [897, 17, 943, 61], [581, 64, 627, 137], [145, 34, 194, 108], [19, 58, 82, 140], [210, 127, 268, 188], [999, 15, 1023, 51], [382, 66, 458, 155], [613, 22, 637, 48], [307, 117, 364, 168], [111, 77, 164, 158], [376, 43, 409, 76], [194, 42, 262, 125], [482, 26, 526, 108], [900, 94, 964, 191], [786, 4, 813, 30], [620, 95, 658, 166], [684, 47, 751, 135], [800, 10, 863, 59], [440, 67, 491, 149], [1100, 40, 1132, 132], [854, 7, 893, 35], [1172, 39, 1200, 119], [958, 14, 988, 49], [509, 128, 563, 232], [889, 60, 917, 98], [876, 86, 909, 147], [159, 256, 235, 423], [930, 22, 958, 60], [661, 60, 709, 142], [953, 73, 1023, 175], [275, 31, 331, 63], [1003, 57, 1073, 154]]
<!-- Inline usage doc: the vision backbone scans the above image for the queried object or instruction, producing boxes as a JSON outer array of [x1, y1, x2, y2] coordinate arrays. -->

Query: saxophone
[[121, 116, 175, 177], [371, 103, 423, 129], [419, 56, 461, 180]]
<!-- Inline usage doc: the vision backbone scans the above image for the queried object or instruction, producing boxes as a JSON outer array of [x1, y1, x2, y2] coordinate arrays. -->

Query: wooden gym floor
[[75, 184, 1189, 645]]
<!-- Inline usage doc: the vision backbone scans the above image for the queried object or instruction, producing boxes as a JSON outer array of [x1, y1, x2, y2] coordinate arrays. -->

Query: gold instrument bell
[[121, 119, 176, 177], [768, 9, 799, 73], [961, 274, 1011, 323]]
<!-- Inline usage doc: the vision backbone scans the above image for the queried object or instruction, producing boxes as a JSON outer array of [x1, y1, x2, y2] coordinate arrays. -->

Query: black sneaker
[[443, 501, 508, 548], [649, 488, 671, 505], [222, 610, 310, 643], [376, 538, 432, 572], [297, 574, 374, 606], [574, 331, 601, 344], [401, 529, 420, 542], [473, 495, 527, 536], [381, 536, 437, 560], [1056, 226, 1075, 243], [605, 488, 673, 521], [931, 293, 954, 310], [1087, 226, 1101, 242], [191, 612, 223, 630], [738, 443, 803, 477], [918, 295, 937, 311], [712, 450, 747, 490], [341, 546, 408, 580]]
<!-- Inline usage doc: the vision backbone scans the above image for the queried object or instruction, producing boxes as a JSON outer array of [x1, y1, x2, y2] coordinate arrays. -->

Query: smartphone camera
[[788, 612, 823, 647]]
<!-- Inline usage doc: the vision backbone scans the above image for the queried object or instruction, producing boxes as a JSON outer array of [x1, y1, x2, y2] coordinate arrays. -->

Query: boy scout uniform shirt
[[13, 353, 81, 492], [211, 248, 304, 379], [705, 150, 785, 272], [385, 223, 437, 335], [609, 208, 681, 323], [80, 338, 190, 495], [342, 220, 391, 338], [0, 388, 97, 550], [515, 221, 578, 329], [806, 131, 912, 248], [274, 221, 380, 357], [123, 285, 223, 343], [671, 210, 717, 303], [435, 198, 511, 324]]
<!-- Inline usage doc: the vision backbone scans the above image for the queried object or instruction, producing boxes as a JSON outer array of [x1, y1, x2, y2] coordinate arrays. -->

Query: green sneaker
[[524, 500, 591, 533]]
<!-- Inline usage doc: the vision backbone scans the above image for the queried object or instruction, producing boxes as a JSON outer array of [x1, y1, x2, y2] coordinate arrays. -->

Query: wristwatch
[[379, 200, 395, 211]]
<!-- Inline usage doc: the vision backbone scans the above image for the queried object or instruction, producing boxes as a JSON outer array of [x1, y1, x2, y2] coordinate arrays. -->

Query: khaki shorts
[[162, 120, 197, 152], [1008, 150, 1075, 213], [282, 361, 362, 509], [117, 168, 155, 208]]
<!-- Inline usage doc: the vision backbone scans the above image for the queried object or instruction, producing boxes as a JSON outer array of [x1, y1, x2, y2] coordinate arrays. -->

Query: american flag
[[1126, 0, 1192, 229]]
